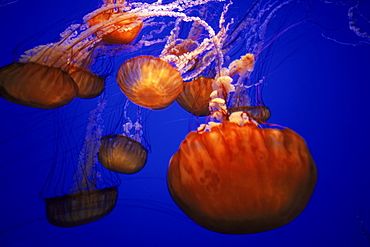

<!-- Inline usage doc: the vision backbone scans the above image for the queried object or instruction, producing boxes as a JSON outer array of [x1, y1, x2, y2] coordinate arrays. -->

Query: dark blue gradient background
[[0, 0, 369, 246]]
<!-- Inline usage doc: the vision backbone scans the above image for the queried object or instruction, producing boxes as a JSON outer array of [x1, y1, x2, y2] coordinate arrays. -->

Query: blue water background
[[0, 0, 369, 246]]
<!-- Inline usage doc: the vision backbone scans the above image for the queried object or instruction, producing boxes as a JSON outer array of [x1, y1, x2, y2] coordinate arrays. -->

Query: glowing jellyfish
[[167, 120, 317, 234], [42, 98, 120, 227], [116, 56, 183, 110]]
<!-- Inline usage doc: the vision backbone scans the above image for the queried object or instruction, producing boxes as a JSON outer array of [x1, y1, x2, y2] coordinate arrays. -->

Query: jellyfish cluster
[[0, 0, 318, 234]]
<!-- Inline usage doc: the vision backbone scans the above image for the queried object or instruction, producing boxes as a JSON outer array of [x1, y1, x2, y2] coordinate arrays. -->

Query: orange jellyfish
[[228, 105, 271, 123], [0, 0, 228, 109], [0, 62, 78, 109], [0, 0, 142, 109], [98, 99, 148, 174], [167, 120, 317, 234], [98, 134, 148, 174], [88, 0, 143, 45], [42, 98, 120, 227], [0, 31, 105, 108], [44, 186, 118, 227], [176, 76, 213, 116], [68, 60, 106, 100], [167, 10, 317, 231], [116, 56, 183, 110]]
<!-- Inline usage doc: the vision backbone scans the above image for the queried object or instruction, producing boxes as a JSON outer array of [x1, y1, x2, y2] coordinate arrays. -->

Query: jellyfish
[[111, 0, 232, 110], [0, 18, 109, 108], [88, 0, 144, 44], [115, 17, 221, 110], [166, 0, 318, 234], [0, 62, 78, 109], [168, 56, 317, 233], [228, 105, 271, 123], [167, 119, 317, 234], [116, 56, 184, 110], [99, 135, 147, 174], [42, 98, 120, 227], [98, 100, 148, 174], [44, 186, 118, 227], [67, 50, 106, 100], [176, 76, 213, 116], [0, 0, 229, 110]]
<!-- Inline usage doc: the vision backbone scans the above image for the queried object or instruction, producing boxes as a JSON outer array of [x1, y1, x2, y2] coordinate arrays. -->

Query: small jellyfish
[[99, 99, 148, 174], [228, 105, 271, 123], [44, 186, 118, 227], [98, 135, 147, 174]]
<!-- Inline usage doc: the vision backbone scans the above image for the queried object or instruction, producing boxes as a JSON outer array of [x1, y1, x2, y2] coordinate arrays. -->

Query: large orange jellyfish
[[167, 119, 317, 234], [166, 0, 317, 234], [167, 61, 317, 234]]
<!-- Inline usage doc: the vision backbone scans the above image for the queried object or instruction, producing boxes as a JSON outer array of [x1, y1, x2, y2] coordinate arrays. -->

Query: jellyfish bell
[[0, 62, 78, 109], [176, 76, 213, 116], [98, 134, 148, 174], [167, 119, 317, 234], [228, 105, 271, 123], [116, 55, 183, 110], [88, 10, 144, 45], [44, 186, 118, 227], [68, 66, 105, 99]]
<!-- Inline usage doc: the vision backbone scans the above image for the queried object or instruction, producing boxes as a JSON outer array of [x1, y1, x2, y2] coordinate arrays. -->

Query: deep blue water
[[0, 0, 369, 246]]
